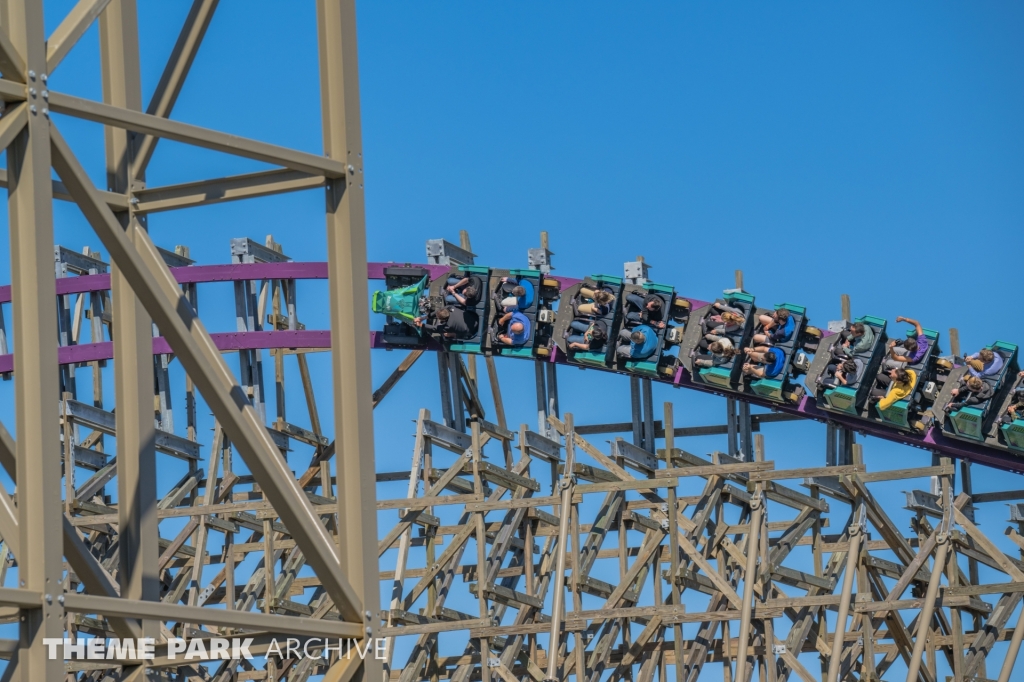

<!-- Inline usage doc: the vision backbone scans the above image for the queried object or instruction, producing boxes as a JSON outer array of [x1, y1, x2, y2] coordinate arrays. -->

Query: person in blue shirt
[[498, 277, 535, 313], [497, 310, 531, 346], [966, 348, 1004, 378], [742, 347, 785, 379], [616, 325, 658, 360], [753, 309, 794, 347]]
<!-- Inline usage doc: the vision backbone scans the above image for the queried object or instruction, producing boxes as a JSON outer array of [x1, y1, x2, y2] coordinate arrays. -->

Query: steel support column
[[535, 360, 547, 436], [738, 400, 752, 461], [642, 376, 655, 453], [727, 397, 738, 457], [630, 376, 642, 448], [437, 351, 455, 428], [450, 352, 466, 433], [317, 3, 382, 680], [545, 360, 559, 425], [5, 0, 64, 676], [99, 0, 160, 637]]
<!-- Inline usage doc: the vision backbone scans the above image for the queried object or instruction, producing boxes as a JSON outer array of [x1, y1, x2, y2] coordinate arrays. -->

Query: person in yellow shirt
[[870, 367, 917, 411]]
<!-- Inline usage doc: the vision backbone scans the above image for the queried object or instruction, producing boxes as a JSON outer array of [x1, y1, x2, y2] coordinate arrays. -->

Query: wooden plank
[[749, 465, 863, 482], [381, 617, 490, 637], [655, 461, 774, 479], [377, 492, 483, 511], [954, 508, 1024, 581], [856, 464, 955, 483], [372, 349, 424, 407], [575, 478, 678, 495]]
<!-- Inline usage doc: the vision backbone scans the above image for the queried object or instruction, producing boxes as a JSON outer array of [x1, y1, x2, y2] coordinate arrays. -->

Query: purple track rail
[[0, 260, 1021, 473]]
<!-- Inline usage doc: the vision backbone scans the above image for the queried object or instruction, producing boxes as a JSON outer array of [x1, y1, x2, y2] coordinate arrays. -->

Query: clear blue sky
[[1, 2, 1023, 676]]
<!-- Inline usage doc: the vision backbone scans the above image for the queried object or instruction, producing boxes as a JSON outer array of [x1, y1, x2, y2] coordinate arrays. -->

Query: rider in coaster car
[[870, 367, 917, 411], [497, 310, 531, 346], [702, 300, 745, 339], [498, 276, 532, 312], [965, 348, 1004, 378], [694, 339, 738, 368], [742, 348, 785, 379], [616, 325, 658, 360], [999, 372, 1024, 424], [753, 309, 793, 347], [415, 306, 479, 340], [567, 320, 607, 352], [835, 322, 875, 358], [882, 316, 929, 370], [625, 293, 666, 329], [945, 375, 994, 413], [819, 357, 864, 389], [577, 287, 616, 316], [445, 275, 482, 307]]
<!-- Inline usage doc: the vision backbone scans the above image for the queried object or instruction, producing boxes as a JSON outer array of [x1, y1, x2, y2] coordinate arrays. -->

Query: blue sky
[[0, 1, 1023, 677]]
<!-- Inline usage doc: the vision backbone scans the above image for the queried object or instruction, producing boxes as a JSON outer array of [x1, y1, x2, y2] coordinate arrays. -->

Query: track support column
[[6, 0, 65, 677], [726, 397, 738, 457], [317, 1, 381, 677], [100, 0, 160, 637]]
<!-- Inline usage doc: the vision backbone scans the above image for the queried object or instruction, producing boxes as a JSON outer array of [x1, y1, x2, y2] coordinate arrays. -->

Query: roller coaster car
[[679, 290, 757, 392], [427, 264, 492, 354], [488, 269, 560, 359], [744, 303, 811, 403], [552, 275, 625, 370], [806, 317, 942, 432], [613, 281, 685, 379], [932, 342, 1020, 450], [999, 376, 1024, 453], [373, 266, 433, 347]]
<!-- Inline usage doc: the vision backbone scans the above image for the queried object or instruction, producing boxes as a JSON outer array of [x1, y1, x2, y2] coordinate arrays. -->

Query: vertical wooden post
[[665, 403, 684, 681], [735, 487, 763, 680]]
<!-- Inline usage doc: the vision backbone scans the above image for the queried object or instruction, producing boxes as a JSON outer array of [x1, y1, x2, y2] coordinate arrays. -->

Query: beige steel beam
[[133, 0, 220, 176], [316, 1, 382, 680], [134, 168, 324, 214], [0, 25, 25, 83], [0, 102, 27, 153], [99, 0, 161, 640], [4, 1, 64, 677], [46, 0, 113, 72], [46, 89, 348, 177], [0, 167, 133, 209], [48, 123, 365, 624]]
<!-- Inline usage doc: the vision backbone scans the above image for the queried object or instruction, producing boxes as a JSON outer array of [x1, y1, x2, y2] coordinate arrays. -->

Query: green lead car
[[371, 275, 428, 328]]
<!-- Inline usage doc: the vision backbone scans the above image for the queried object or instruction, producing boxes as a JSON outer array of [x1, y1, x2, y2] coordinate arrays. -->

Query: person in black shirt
[[415, 306, 479, 339], [445, 276, 482, 307], [624, 293, 666, 329]]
